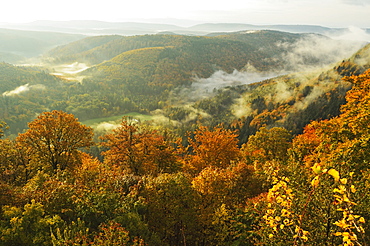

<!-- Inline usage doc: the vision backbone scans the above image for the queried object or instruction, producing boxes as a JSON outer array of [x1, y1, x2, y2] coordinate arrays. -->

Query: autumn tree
[[0, 121, 7, 138], [101, 119, 179, 176], [242, 126, 292, 183], [17, 110, 93, 173], [179, 125, 262, 244], [253, 70, 370, 245], [180, 125, 241, 175]]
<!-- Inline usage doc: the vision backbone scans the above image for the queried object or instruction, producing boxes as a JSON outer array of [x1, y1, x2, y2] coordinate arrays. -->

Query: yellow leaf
[[350, 185, 356, 193], [311, 176, 320, 187], [311, 163, 322, 174], [328, 169, 340, 182]]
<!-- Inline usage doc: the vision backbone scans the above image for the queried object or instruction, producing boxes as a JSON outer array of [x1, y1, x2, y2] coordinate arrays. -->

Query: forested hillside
[[0, 31, 368, 139], [45, 31, 306, 68], [0, 69, 369, 245]]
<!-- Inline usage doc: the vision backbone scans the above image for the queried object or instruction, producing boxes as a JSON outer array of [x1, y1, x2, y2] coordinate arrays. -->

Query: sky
[[1, 0, 370, 27]]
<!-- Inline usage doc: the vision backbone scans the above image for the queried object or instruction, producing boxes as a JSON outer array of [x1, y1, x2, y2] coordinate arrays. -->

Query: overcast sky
[[1, 0, 369, 27]]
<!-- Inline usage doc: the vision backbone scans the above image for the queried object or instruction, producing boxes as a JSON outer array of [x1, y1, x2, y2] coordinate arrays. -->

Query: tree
[[0, 139, 31, 185], [0, 120, 8, 138], [242, 127, 292, 183], [253, 71, 370, 245], [1, 200, 64, 246], [101, 119, 179, 176], [17, 110, 93, 173], [180, 125, 241, 175], [142, 173, 201, 245]]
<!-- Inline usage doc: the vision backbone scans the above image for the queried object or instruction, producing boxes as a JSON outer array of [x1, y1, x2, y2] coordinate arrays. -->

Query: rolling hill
[[0, 28, 85, 62], [0, 30, 369, 139], [175, 42, 370, 140]]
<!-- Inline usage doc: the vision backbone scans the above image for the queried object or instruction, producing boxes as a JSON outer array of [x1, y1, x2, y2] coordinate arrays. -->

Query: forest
[[1, 31, 368, 137], [0, 69, 369, 245], [0, 28, 370, 245]]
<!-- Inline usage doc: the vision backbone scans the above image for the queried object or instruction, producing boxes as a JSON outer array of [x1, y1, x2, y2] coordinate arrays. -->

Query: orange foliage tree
[[17, 110, 93, 173], [101, 119, 179, 176], [180, 125, 241, 175]]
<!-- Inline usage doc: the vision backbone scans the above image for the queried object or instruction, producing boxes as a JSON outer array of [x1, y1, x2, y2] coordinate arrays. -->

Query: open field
[[81, 112, 153, 128]]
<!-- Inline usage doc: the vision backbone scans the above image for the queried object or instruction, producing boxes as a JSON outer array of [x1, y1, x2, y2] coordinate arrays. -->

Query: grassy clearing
[[81, 112, 153, 127]]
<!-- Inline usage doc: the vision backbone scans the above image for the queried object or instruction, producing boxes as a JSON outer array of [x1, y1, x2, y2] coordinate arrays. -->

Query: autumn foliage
[[17, 110, 94, 173], [0, 69, 370, 245]]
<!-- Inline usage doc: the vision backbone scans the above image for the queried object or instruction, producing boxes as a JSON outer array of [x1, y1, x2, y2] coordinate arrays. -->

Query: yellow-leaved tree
[[252, 70, 370, 245]]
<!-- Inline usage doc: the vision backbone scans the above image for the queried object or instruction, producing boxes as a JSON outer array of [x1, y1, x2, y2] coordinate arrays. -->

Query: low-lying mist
[[50, 62, 90, 82], [154, 32, 368, 127], [2, 83, 46, 97], [179, 33, 366, 102], [180, 69, 276, 102]]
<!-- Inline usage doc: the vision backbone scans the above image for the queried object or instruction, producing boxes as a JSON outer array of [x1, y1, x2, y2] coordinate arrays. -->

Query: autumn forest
[[0, 27, 370, 245]]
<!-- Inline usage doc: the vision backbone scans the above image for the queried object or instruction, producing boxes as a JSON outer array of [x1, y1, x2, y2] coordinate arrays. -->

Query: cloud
[[232, 95, 254, 118], [292, 84, 325, 111], [274, 80, 293, 102], [279, 34, 366, 72], [341, 0, 370, 6], [329, 26, 370, 42], [2, 84, 46, 97], [180, 69, 277, 102]]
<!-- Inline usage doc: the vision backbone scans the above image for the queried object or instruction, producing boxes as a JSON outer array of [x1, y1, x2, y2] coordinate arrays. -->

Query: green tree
[[142, 172, 201, 246], [1, 200, 64, 246], [242, 127, 292, 184]]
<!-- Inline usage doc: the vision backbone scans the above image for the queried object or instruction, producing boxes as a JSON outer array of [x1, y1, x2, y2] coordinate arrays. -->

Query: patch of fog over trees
[[180, 30, 369, 102]]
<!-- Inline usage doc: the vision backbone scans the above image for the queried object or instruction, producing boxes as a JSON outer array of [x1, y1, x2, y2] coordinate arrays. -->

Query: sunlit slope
[[75, 31, 315, 93], [75, 35, 275, 111], [189, 43, 370, 140], [45, 31, 309, 70], [45, 35, 122, 63]]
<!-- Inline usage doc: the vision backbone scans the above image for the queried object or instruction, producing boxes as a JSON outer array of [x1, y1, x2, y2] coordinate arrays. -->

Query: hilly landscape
[[0, 23, 370, 245], [0, 28, 366, 136]]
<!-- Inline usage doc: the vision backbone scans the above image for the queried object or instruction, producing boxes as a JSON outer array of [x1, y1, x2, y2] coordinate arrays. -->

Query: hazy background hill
[[2, 20, 369, 37], [0, 28, 85, 63], [0, 20, 368, 65]]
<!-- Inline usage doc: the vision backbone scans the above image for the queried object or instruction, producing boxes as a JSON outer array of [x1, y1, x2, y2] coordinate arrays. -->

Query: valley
[[0, 27, 367, 139], [49, 62, 90, 81], [0, 21, 369, 245]]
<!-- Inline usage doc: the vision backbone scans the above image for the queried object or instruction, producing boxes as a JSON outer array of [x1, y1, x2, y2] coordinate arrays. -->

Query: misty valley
[[0, 22, 370, 245]]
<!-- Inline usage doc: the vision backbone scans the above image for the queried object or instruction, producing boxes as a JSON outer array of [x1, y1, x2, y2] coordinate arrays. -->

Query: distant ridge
[[1, 20, 368, 37]]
